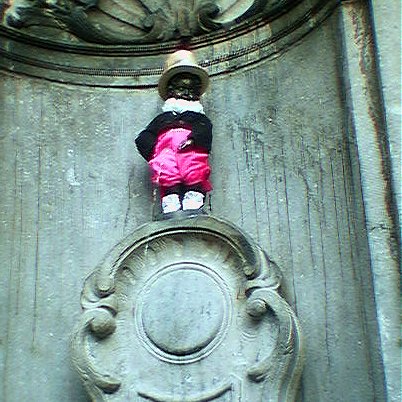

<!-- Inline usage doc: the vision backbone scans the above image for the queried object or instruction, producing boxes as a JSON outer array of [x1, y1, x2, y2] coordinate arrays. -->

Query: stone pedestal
[[71, 215, 303, 401]]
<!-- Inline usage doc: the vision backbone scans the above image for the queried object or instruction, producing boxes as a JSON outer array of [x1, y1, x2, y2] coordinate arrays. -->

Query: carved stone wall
[[0, 0, 399, 401], [0, 0, 339, 86]]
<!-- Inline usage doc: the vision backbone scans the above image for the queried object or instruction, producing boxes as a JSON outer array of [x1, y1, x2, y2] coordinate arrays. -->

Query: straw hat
[[158, 50, 209, 100]]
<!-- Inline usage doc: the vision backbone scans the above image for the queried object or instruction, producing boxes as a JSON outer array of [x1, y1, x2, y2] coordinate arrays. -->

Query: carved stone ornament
[[71, 215, 304, 401], [0, 0, 339, 86], [2, 0, 316, 44]]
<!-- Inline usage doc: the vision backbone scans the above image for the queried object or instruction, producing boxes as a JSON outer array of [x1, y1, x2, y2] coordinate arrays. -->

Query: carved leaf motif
[[2, 0, 297, 44]]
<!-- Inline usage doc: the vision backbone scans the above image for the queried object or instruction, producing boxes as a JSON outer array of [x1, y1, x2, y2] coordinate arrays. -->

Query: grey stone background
[[0, 3, 399, 402]]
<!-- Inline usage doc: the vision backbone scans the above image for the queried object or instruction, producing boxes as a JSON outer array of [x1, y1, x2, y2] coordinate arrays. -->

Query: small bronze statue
[[136, 50, 213, 214]]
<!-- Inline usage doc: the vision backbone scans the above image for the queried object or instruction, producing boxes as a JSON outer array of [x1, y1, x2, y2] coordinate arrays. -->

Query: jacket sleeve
[[135, 112, 176, 160], [181, 111, 213, 153]]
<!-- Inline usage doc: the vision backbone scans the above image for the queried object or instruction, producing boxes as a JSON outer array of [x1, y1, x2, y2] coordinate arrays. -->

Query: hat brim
[[158, 64, 209, 100]]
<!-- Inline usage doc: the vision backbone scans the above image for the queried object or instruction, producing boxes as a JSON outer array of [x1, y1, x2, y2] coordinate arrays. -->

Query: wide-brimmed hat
[[158, 50, 209, 100]]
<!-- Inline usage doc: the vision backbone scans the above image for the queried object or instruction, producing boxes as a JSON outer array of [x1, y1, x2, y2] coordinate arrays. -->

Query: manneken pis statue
[[135, 50, 213, 214]]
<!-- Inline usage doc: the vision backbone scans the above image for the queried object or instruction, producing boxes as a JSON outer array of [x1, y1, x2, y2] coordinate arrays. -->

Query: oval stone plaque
[[136, 263, 231, 363]]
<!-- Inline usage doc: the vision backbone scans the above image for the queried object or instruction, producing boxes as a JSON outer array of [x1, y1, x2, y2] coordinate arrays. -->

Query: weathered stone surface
[[71, 215, 303, 401], [339, 4, 401, 401], [0, 0, 339, 86], [370, 1, 401, 218], [2, 0, 300, 44], [0, 1, 398, 400]]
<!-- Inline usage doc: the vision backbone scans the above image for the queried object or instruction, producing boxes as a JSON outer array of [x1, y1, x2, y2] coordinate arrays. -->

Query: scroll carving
[[3, 0, 298, 44], [0, 0, 339, 86], [70, 276, 121, 399], [71, 215, 304, 401]]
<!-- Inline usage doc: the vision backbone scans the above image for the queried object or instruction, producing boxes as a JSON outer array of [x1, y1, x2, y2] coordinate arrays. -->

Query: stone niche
[[2, 0, 398, 400], [71, 215, 303, 401]]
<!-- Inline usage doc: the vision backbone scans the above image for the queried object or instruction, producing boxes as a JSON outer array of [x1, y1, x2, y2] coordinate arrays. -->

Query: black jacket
[[135, 111, 213, 161]]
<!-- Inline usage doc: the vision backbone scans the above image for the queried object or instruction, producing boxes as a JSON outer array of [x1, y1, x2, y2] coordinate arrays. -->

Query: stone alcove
[[0, 0, 399, 401]]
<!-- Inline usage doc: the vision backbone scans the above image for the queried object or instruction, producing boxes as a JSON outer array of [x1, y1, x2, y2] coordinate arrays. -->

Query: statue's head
[[158, 50, 209, 100], [166, 73, 202, 101]]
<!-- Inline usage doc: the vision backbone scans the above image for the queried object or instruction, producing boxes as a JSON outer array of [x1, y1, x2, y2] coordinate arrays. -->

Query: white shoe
[[161, 194, 181, 213], [182, 191, 204, 210]]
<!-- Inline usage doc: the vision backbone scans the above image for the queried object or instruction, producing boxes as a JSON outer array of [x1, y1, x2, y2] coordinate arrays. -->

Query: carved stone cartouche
[[71, 214, 304, 401], [3, 0, 295, 45]]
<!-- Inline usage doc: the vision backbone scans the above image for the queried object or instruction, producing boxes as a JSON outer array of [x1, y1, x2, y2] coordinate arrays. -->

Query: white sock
[[182, 191, 205, 210], [161, 194, 181, 213]]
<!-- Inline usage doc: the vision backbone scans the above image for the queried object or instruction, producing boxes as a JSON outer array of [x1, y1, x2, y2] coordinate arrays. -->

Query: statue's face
[[166, 73, 202, 101]]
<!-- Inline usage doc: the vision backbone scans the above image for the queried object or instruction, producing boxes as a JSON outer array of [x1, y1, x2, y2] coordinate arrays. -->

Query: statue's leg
[[177, 148, 212, 210], [149, 149, 182, 213]]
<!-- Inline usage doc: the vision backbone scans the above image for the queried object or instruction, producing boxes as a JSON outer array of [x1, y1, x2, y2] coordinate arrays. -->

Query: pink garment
[[148, 127, 212, 193]]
